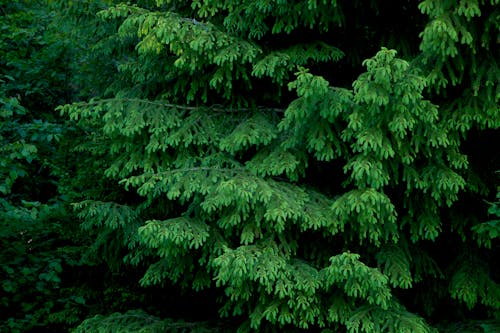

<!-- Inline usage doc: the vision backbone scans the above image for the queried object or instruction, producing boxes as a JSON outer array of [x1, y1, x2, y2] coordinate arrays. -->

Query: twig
[[71, 97, 285, 114]]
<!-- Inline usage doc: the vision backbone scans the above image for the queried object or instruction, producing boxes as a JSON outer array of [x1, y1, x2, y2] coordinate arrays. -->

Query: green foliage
[[473, 187, 500, 247], [448, 254, 500, 310], [0, 1, 116, 331], [418, 0, 500, 130], [2, 0, 500, 332], [438, 320, 500, 333], [0, 93, 35, 195], [94, 2, 344, 104], [0, 199, 88, 332], [74, 309, 229, 333]]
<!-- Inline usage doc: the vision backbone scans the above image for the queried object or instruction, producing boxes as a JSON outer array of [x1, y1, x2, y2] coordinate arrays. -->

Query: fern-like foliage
[[58, 0, 500, 332], [74, 310, 230, 333]]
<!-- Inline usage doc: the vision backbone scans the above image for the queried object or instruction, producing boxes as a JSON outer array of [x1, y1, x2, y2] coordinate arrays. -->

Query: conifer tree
[[56, 0, 499, 332]]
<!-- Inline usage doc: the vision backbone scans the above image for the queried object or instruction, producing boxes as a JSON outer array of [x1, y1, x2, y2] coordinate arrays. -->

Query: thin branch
[[70, 97, 285, 114], [122, 166, 249, 180]]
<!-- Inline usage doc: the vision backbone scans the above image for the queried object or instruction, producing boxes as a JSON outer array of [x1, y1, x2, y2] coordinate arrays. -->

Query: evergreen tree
[[2, 0, 498, 332], [61, 0, 500, 332]]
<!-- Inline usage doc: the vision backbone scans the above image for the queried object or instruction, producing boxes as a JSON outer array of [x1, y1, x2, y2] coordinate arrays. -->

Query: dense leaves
[[1, 0, 499, 332]]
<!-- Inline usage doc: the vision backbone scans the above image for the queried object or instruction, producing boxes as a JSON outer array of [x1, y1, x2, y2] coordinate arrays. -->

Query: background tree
[[0, 0, 85, 330], [0, 0, 142, 331]]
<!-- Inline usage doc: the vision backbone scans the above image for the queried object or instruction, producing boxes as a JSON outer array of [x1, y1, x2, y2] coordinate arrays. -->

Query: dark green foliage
[[473, 186, 500, 248], [73, 309, 232, 333], [0, 1, 115, 331], [0, 199, 88, 331], [59, 0, 500, 332], [1, 1, 82, 331], [1, 0, 499, 332]]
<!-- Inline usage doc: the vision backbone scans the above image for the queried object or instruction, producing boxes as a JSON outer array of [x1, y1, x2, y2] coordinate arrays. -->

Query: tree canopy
[[1, 0, 499, 332]]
